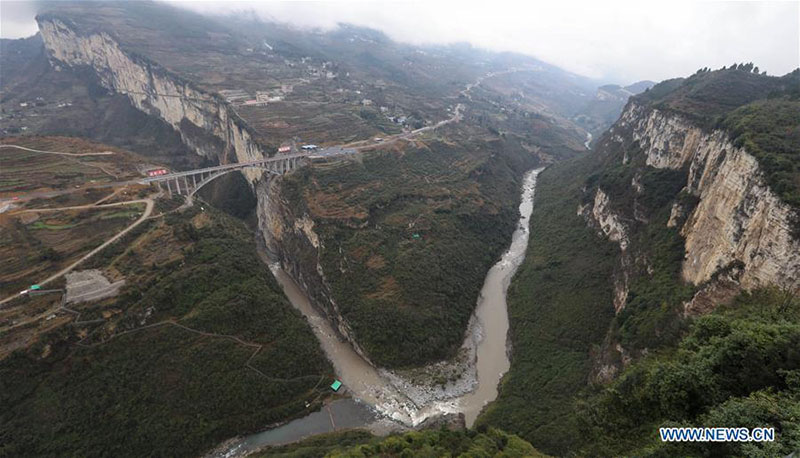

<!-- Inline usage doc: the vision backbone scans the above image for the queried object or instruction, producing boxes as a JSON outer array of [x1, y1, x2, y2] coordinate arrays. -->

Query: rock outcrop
[[619, 102, 800, 294], [587, 100, 800, 383], [37, 17, 269, 182], [579, 188, 631, 313], [37, 15, 366, 353], [255, 178, 373, 362]]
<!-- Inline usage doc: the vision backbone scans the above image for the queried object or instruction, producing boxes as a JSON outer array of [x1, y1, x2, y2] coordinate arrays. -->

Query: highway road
[[1, 69, 512, 205], [343, 68, 523, 151]]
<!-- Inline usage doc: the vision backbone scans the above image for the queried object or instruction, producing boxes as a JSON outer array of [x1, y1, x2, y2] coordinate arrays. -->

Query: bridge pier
[[145, 153, 315, 198]]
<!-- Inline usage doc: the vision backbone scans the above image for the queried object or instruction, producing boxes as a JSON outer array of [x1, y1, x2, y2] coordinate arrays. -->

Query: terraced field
[[239, 101, 398, 146], [0, 206, 334, 457], [0, 136, 148, 200], [0, 205, 145, 297]]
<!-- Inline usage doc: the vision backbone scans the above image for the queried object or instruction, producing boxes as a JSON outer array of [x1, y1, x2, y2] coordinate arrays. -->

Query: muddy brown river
[[232, 168, 543, 453]]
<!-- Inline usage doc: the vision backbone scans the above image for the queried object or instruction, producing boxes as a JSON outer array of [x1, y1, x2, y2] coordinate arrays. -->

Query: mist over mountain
[[1, 1, 798, 457]]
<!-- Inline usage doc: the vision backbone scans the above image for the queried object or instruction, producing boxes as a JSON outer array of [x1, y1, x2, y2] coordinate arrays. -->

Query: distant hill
[[573, 79, 655, 136], [635, 65, 799, 123], [636, 66, 800, 209], [623, 80, 656, 94]]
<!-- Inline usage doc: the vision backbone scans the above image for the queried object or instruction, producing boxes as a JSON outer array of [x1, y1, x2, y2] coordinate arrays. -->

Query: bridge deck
[[141, 152, 310, 183]]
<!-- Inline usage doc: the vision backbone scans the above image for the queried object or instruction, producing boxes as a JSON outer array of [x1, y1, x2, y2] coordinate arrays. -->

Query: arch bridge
[[140, 153, 308, 197]]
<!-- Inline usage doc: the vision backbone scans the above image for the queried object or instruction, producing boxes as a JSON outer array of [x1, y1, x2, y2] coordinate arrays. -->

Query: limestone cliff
[[578, 188, 631, 313], [255, 178, 374, 363], [618, 101, 800, 296], [586, 100, 800, 382], [36, 15, 365, 353], [37, 17, 268, 182]]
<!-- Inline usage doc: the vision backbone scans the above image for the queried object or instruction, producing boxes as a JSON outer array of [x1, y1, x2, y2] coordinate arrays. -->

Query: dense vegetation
[[476, 154, 618, 454], [589, 154, 696, 352], [481, 67, 799, 456], [0, 207, 332, 457], [284, 134, 526, 367], [256, 427, 548, 457], [636, 66, 797, 124], [281, 117, 583, 368], [723, 97, 800, 210], [579, 288, 800, 457]]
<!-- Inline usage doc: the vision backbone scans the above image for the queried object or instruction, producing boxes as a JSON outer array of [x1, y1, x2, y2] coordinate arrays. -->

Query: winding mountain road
[[0, 198, 154, 308]]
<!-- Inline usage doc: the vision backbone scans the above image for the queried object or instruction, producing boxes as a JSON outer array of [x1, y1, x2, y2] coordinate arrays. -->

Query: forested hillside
[[641, 66, 800, 210], [480, 66, 800, 456], [580, 288, 800, 457], [255, 427, 549, 457], [0, 207, 332, 457]]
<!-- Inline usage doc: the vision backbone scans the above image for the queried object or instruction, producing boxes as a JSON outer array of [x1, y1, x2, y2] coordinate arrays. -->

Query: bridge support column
[[192, 174, 197, 189], [166, 179, 172, 197], [183, 176, 190, 194], [175, 177, 181, 195]]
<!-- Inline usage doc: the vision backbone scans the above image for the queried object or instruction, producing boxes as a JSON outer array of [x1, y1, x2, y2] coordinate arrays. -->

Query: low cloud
[[2, 0, 797, 83], [170, 0, 800, 82]]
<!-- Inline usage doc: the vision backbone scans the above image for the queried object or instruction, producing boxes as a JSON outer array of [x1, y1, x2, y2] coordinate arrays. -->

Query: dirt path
[[0, 198, 154, 308], [0, 144, 115, 157], [15, 199, 147, 214]]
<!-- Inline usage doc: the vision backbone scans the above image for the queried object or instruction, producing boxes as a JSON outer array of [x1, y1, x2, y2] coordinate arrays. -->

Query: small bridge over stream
[[140, 152, 309, 197]]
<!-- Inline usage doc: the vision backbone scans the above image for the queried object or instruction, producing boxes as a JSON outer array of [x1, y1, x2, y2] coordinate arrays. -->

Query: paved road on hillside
[[0, 198, 154, 308], [343, 68, 523, 151], [1, 68, 525, 206]]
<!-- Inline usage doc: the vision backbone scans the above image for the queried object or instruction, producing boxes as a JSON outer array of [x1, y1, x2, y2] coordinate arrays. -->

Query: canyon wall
[[37, 16, 361, 352], [585, 100, 800, 381], [37, 18, 267, 182], [255, 178, 375, 363], [618, 102, 800, 294]]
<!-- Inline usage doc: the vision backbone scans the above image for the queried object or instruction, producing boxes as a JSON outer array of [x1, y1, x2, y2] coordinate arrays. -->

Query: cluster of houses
[[221, 84, 295, 107]]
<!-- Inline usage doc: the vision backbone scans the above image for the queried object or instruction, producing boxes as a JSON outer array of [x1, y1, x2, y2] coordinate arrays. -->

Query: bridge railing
[[140, 153, 310, 184], [143, 153, 309, 197]]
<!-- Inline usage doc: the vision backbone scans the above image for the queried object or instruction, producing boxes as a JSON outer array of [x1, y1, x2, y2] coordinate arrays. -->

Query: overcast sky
[[1, 0, 798, 82]]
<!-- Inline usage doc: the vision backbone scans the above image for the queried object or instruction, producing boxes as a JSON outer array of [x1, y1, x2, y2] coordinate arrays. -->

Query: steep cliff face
[[584, 99, 800, 382], [37, 17, 268, 181], [578, 187, 631, 313], [619, 102, 800, 295], [37, 15, 365, 349], [255, 178, 373, 362]]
